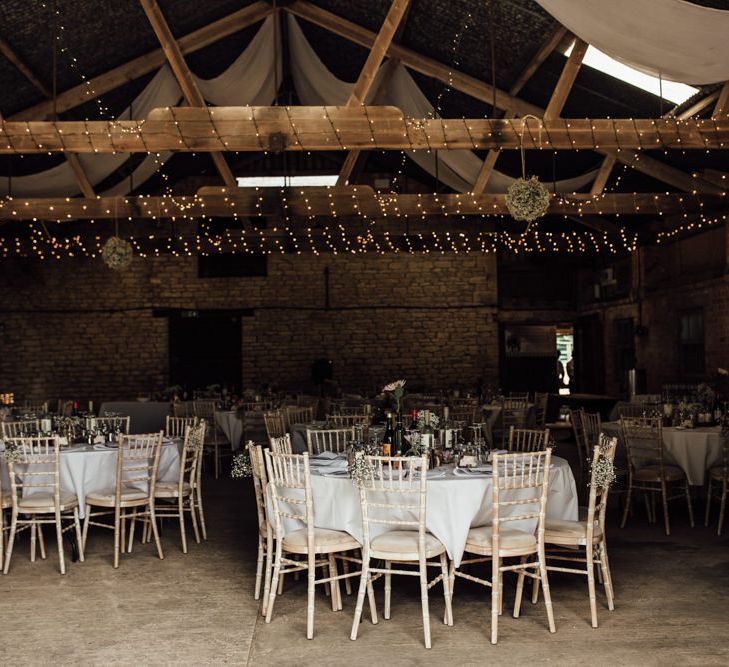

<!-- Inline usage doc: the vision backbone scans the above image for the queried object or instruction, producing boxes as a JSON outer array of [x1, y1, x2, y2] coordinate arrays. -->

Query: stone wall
[[0, 253, 499, 404]]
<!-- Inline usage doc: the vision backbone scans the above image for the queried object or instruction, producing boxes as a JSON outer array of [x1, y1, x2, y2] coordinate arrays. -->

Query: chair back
[[586, 434, 618, 542], [580, 410, 602, 459], [450, 406, 476, 425], [285, 405, 315, 427], [326, 413, 370, 428], [534, 392, 549, 428], [306, 427, 354, 455], [178, 421, 205, 493], [357, 455, 428, 553], [2, 419, 40, 438], [270, 433, 293, 455], [264, 450, 313, 545], [240, 400, 276, 413], [115, 432, 164, 501], [331, 405, 370, 416], [507, 427, 550, 452], [507, 393, 530, 403], [166, 415, 197, 438], [491, 450, 552, 550], [193, 399, 217, 422], [617, 403, 656, 419], [173, 401, 194, 418], [4, 436, 61, 510], [263, 411, 287, 439], [248, 442, 269, 536], [569, 408, 587, 460], [90, 415, 131, 436], [620, 416, 666, 475]]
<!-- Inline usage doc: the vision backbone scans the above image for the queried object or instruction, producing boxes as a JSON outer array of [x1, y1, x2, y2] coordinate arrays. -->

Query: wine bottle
[[395, 411, 406, 456], [411, 408, 418, 430], [72, 400, 79, 417], [382, 412, 394, 456], [420, 409, 434, 451]]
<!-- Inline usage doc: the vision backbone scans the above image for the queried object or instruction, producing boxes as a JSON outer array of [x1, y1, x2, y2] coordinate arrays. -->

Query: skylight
[[236, 175, 339, 188], [564, 42, 699, 106]]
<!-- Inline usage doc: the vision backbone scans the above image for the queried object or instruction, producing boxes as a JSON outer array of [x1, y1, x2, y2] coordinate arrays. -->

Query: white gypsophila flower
[[102, 236, 133, 270], [505, 176, 551, 222]]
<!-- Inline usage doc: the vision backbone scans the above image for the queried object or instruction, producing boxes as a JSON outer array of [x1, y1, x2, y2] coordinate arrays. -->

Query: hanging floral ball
[[102, 236, 133, 270], [505, 176, 551, 222]]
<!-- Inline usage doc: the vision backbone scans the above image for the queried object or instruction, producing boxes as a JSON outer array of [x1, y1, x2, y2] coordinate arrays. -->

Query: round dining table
[[601, 421, 724, 485], [274, 454, 578, 567], [0, 438, 182, 517]]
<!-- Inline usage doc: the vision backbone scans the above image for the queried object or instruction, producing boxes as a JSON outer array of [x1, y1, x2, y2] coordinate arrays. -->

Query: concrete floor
[[1, 469, 728, 666]]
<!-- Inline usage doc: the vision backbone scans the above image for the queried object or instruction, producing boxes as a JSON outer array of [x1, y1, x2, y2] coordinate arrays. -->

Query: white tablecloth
[[1, 440, 182, 518], [98, 401, 171, 434], [602, 422, 723, 485], [215, 411, 244, 451], [274, 455, 577, 567]]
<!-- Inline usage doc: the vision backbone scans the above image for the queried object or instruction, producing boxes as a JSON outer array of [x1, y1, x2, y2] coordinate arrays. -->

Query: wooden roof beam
[[10, 1, 274, 121], [544, 38, 587, 120], [139, 0, 235, 187], [713, 81, 729, 119]]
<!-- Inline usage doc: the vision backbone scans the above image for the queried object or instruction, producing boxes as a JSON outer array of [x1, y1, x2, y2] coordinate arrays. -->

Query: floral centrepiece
[[102, 236, 133, 270], [231, 449, 252, 478], [383, 379, 406, 413], [3, 440, 22, 463], [348, 450, 375, 488], [416, 410, 439, 430], [590, 435, 617, 490], [505, 176, 551, 222]]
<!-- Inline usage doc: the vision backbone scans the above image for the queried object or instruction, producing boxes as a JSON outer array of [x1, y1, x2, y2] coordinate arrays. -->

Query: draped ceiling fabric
[[1, 15, 280, 198], [287, 15, 596, 194], [536, 0, 729, 84]]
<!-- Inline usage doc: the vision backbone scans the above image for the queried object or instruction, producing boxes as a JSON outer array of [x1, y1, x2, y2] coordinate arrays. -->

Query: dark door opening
[[169, 310, 242, 393], [574, 313, 605, 395]]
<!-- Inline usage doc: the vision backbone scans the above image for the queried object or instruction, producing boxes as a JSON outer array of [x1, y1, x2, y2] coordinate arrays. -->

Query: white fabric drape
[[2, 16, 280, 198], [287, 15, 596, 193], [536, 0, 729, 84]]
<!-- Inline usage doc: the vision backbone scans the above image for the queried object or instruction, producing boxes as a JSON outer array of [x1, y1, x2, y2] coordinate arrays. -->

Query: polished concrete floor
[[1, 468, 728, 666]]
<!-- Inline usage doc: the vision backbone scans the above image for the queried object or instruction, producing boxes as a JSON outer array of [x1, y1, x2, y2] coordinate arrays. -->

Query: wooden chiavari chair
[[619, 417, 694, 535], [326, 413, 370, 429], [264, 450, 365, 639], [165, 415, 197, 438], [193, 399, 230, 479], [705, 428, 729, 535], [544, 435, 618, 627], [249, 442, 274, 615], [263, 411, 287, 440], [450, 450, 556, 644], [1, 419, 40, 438], [172, 401, 194, 418], [20, 401, 48, 415], [269, 434, 293, 455], [89, 415, 131, 435], [152, 421, 206, 553], [507, 392, 530, 402], [306, 427, 354, 455], [3, 436, 84, 574], [82, 431, 164, 568], [534, 392, 549, 428], [498, 401, 528, 447], [285, 405, 315, 428], [507, 427, 550, 453], [350, 454, 452, 649]]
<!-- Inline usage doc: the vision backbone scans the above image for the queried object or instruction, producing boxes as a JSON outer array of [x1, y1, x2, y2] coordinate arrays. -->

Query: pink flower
[[382, 380, 406, 392]]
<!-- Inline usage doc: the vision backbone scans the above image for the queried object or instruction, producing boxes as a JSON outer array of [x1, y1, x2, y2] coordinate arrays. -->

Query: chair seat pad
[[155, 481, 191, 498], [86, 487, 149, 506], [709, 466, 727, 482], [545, 518, 603, 545], [465, 526, 536, 555], [633, 465, 685, 482], [283, 528, 360, 554], [17, 491, 78, 511], [370, 530, 445, 559]]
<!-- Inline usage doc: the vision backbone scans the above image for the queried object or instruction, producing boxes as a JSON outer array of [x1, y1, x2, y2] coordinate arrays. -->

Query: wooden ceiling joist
[[544, 38, 587, 120], [0, 190, 723, 222], [139, 0, 235, 188], [9, 1, 273, 121], [713, 82, 729, 119], [1, 107, 728, 155]]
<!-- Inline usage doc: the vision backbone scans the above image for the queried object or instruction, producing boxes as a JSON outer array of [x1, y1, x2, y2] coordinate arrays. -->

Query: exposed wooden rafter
[[0, 190, 723, 222], [544, 38, 587, 120], [139, 0, 235, 187], [713, 81, 729, 119]]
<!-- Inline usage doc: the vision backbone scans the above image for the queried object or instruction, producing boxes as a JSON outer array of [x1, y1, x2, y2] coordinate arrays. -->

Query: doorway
[[169, 310, 242, 393]]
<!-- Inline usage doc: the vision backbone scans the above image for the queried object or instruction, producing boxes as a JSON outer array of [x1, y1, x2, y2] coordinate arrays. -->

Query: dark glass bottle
[[395, 411, 407, 456], [411, 408, 418, 430], [382, 412, 394, 456]]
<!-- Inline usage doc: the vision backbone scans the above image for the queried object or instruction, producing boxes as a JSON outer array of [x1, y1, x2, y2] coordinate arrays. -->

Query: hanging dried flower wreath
[[102, 236, 133, 270]]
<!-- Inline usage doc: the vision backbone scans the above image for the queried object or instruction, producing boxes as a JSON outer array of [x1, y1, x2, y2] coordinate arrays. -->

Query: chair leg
[[55, 510, 66, 575], [350, 555, 370, 640], [366, 568, 379, 625], [189, 497, 201, 545], [586, 542, 598, 628], [599, 541, 614, 611], [254, 536, 265, 601], [705, 478, 713, 527], [532, 565, 540, 604], [178, 498, 188, 554], [196, 487, 207, 541], [82, 507, 91, 551], [685, 480, 695, 528], [620, 484, 632, 528], [3, 511, 18, 574], [384, 560, 392, 620], [418, 557, 432, 649], [513, 556, 527, 618], [73, 508, 84, 562], [127, 515, 137, 554], [491, 556, 500, 645], [261, 533, 274, 617], [214, 443, 220, 479], [306, 551, 316, 639], [328, 554, 342, 611], [113, 507, 121, 568], [265, 541, 283, 625], [718, 482, 728, 536], [148, 505, 165, 560], [341, 555, 352, 595], [660, 481, 671, 536], [440, 552, 453, 626], [538, 547, 556, 634], [30, 523, 37, 563]]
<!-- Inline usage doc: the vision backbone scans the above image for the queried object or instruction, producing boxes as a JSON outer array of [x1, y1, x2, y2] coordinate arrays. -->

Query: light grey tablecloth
[[1, 439, 182, 518], [602, 421, 723, 485], [99, 401, 171, 434], [272, 455, 578, 568], [215, 411, 244, 451]]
